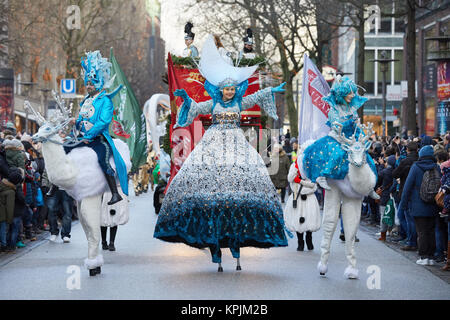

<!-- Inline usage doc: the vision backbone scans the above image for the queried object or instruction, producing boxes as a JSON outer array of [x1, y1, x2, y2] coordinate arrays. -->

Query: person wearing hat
[[3, 122, 17, 137], [182, 22, 199, 59], [2, 138, 25, 170], [393, 141, 419, 250], [399, 145, 440, 265], [238, 28, 256, 60]]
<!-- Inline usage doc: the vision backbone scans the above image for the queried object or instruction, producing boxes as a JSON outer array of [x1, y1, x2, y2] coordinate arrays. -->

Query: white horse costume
[[26, 97, 131, 275], [299, 122, 377, 279]]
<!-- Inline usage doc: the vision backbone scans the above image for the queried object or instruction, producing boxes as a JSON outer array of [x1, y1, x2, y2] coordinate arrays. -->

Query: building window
[[364, 50, 375, 95], [394, 50, 403, 85], [365, 48, 403, 96], [379, 2, 393, 34]]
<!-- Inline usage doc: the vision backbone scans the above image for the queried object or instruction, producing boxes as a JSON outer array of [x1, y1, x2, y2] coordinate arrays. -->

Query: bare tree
[[380, 0, 434, 136], [0, 0, 9, 68], [190, 0, 347, 137]]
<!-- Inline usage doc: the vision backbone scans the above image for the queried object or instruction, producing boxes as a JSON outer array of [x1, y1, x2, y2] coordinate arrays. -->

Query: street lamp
[[370, 50, 398, 137], [39, 88, 51, 119]]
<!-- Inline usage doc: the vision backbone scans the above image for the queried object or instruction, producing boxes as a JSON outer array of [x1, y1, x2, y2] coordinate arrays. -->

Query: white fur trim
[[317, 261, 328, 275], [297, 139, 316, 180], [347, 163, 376, 197], [329, 176, 363, 199], [84, 254, 104, 270], [344, 265, 359, 279], [48, 138, 131, 201]]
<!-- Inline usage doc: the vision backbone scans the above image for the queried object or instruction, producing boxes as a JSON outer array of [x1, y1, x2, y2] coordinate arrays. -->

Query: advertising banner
[[298, 54, 331, 145], [436, 100, 450, 135], [0, 68, 14, 128], [437, 61, 450, 101]]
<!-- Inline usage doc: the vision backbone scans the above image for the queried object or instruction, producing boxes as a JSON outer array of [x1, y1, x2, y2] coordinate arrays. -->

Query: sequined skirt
[[153, 125, 289, 249], [302, 135, 377, 182]]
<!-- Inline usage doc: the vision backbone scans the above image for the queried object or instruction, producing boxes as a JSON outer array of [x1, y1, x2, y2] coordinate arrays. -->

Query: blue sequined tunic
[[302, 103, 377, 182], [153, 88, 290, 263]]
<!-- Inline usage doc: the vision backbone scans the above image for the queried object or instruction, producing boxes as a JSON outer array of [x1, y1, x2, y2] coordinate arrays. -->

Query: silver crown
[[218, 77, 238, 89]]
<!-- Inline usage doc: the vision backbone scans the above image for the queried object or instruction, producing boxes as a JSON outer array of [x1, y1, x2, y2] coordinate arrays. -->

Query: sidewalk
[[359, 218, 450, 285], [0, 220, 79, 268]]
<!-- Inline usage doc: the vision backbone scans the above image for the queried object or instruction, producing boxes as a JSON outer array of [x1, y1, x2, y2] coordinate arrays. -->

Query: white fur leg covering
[[79, 195, 102, 261], [320, 188, 341, 266], [344, 265, 359, 279], [317, 261, 328, 275], [84, 254, 104, 270], [341, 197, 362, 269]]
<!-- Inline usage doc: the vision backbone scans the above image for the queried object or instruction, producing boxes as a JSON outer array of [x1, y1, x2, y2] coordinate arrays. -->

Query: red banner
[[307, 69, 330, 116], [166, 54, 260, 190]]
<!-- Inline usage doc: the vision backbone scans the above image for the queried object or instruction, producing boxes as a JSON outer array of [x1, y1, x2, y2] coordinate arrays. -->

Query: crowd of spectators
[[0, 122, 76, 254]]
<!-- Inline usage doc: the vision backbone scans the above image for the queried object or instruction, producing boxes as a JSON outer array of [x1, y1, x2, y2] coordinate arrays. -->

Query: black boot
[[297, 232, 304, 251], [306, 231, 314, 251], [109, 226, 117, 251], [101, 227, 108, 250], [105, 175, 123, 205]]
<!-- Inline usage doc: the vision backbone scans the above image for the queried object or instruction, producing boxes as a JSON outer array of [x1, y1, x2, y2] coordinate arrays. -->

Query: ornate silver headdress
[[218, 77, 238, 90]]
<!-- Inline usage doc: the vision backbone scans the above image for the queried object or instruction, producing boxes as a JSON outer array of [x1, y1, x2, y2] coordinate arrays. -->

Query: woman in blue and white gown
[[153, 35, 290, 270]]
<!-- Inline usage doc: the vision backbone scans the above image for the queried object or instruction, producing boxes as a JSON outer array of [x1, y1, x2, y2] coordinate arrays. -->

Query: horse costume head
[[335, 120, 374, 167]]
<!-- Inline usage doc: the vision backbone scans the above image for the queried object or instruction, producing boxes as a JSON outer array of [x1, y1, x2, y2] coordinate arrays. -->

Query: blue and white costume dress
[[302, 88, 377, 183], [153, 82, 289, 263]]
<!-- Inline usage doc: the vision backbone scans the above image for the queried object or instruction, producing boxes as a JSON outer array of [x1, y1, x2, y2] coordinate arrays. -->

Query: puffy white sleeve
[[241, 87, 278, 120], [174, 99, 214, 128], [287, 162, 297, 183]]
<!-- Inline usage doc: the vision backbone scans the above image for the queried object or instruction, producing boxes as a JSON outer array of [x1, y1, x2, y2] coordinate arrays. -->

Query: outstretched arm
[[241, 82, 285, 120], [173, 89, 213, 128]]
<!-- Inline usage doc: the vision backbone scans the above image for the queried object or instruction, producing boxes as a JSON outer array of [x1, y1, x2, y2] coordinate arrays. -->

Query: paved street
[[0, 187, 449, 300]]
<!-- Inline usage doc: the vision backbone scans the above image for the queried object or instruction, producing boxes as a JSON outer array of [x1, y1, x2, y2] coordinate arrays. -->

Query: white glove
[[300, 180, 316, 189]]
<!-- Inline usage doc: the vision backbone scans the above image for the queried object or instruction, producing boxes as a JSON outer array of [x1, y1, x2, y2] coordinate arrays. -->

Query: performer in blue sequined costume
[[65, 51, 128, 205], [302, 76, 377, 188], [154, 35, 291, 270]]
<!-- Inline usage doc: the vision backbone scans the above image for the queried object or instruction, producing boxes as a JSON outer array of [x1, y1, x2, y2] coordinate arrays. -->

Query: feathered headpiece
[[198, 35, 258, 109], [243, 28, 254, 45], [80, 51, 112, 91], [184, 22, 195, 40], [322, 75, 368, 109]]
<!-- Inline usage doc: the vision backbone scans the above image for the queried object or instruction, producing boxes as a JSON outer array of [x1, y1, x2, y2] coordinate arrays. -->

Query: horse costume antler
[[24, 100, 46, 126]]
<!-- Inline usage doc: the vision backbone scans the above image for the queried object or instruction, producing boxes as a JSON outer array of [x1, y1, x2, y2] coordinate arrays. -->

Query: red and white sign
[[298, 54, 331, 144]]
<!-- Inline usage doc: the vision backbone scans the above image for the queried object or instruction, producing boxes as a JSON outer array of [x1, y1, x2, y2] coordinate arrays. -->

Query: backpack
[[420, 167, 441, 203]]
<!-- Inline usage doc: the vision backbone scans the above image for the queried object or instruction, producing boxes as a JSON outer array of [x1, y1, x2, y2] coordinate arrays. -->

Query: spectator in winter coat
[[440, 157, 450, 271], [268, 144, 291, 203], [0, 168, 23, 251], [399, 145, 440, 266], [2, 138, 25, 170], [393, 141, 419, 250], [7, 170, 26, 252], [0, 146, 9, 179], [434, 151, 449, 263], [378, 155, 396, 241]]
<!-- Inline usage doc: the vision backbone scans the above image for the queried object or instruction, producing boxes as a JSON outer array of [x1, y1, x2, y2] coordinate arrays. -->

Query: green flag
[[109, 48, 147, 173]]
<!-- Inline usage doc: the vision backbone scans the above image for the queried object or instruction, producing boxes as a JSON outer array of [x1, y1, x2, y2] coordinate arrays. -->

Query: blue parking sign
[[61, 79, 76, 97]]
